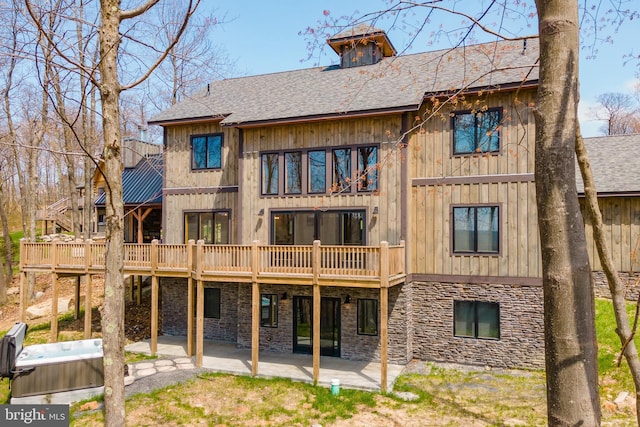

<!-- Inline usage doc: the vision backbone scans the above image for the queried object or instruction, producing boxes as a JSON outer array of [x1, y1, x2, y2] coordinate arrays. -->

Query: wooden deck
[[20, 239, 406, 287], [19, 238, 405, 393]]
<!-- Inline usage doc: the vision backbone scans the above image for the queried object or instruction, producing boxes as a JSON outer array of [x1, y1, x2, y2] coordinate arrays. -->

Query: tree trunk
[[0, 183, 13, 286], [99, 2, 126, 425], [575, 125, 640, 421], [534, 1, 601, 425]]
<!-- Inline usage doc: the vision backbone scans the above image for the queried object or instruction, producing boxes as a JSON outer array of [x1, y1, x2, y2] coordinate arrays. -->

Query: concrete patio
[[125, 335, 406, 392]]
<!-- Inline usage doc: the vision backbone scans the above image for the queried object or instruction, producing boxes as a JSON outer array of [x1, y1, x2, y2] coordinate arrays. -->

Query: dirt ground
[[0, 273, 152, 343]]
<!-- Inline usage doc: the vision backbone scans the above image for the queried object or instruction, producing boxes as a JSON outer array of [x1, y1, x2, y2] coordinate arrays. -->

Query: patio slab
[[125, 336, 405, 392]]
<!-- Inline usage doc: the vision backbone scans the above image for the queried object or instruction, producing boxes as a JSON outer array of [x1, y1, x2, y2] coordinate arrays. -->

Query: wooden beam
[[151, 275, 159, 355], [84, 274, 92, 339], [19, 271, 27, 323], [312, 240, 321, 385], [51, 272, 59, 343], [380, 241, 389, 393], [74, 276, 81, 320], [251, 281, 260, 376], [196, 278, 204, 367], [187, 276, 193, 356], [137, 276, 142, 305]]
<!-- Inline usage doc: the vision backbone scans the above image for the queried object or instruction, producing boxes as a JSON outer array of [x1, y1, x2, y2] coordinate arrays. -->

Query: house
[[148, 24, 546, 370], [577, 134, 640, 298], [93, 137, 163, 241]]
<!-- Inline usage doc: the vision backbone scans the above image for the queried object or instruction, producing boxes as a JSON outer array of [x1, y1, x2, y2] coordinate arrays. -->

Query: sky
[[203, 1, 639, 137]]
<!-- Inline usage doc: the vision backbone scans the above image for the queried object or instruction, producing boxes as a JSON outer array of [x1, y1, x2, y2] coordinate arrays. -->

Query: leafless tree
[[593, 92, 640, 135]]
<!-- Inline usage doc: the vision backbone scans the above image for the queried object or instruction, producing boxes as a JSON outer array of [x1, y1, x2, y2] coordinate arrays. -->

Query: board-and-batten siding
[[240, 117, 404, 246], [581, 197, 640, 273], [408, 90, 541, 278], [163, 122, 240, 244]]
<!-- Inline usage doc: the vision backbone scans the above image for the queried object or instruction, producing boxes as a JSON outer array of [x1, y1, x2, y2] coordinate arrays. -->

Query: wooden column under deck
[[74, 277, 81, 320], [150, 240, 159, 355], [19, 271, 27, 323], [84, 274, 92, 339], [379, 241, 389, 393], [186, 240, 195, 356], [251, 240, 260, 377], [312, 240, 321, 384], [50, 272, 59, 342], [195, 240, 205, 367]]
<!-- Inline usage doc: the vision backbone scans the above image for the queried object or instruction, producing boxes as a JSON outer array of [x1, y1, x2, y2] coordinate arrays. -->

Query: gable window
[[452, 206, 499, 254], [285, 152, 302, 194], [204, 288, 221, 319], [454, 300, 500, 339], [191, 134, 222, 169], [260, 294, 278, 327], [452, 109, 501, 155], [357, 299, 378, 335], [261, 153, 279, 195], [184, 211, 230, 244]]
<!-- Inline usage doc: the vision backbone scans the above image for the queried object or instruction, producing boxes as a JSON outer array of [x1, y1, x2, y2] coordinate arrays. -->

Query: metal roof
[[576, 134, 640, 195], [95, 154, 163, 206], [149, 38, 539, 126]]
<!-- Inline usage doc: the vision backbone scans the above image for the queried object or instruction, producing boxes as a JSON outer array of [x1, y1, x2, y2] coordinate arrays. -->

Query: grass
[[1, 298, 639, 425]]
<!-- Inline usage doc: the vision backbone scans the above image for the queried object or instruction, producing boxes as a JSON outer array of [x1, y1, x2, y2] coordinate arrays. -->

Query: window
[[308, 150, 326, 193], [261, 153, 279, 195], [357, 299, 378, 335], [454, 300, 500, 339], [332, 148, 351, 192], [260, 294, 278, 327], [357, 146, 378, 191], [204, 288, 221, 319], [271, 210, 365, 246], [285, 152, 302, 194], [184, 211, 230, 244], [260, 145, 378, 196], [191, 134, 222, 169], [453, 206, 499, 254], [452, 109, 501, 155]]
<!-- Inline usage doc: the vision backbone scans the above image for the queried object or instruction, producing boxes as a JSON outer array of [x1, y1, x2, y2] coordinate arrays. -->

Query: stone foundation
[[410, 281, 545, 369], [593, 271, 640, 301]]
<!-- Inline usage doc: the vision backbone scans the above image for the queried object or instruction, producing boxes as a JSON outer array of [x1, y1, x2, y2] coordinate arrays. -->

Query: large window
[[357, 299, 378, 335], [452, 109, 501, 155], [260, 294, 278, 327], [184, 211, 230, 244], [191, 134, 223, 169], [452, 206, 499, 254], [204, 288, 221, 319], [454, 300, 500, 339], [271, 210, 364, 246], [260, 145, 378, 196]]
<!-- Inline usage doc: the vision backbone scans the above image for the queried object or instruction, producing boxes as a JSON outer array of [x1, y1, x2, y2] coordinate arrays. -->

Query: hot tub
[[11, 338, 104, 399]]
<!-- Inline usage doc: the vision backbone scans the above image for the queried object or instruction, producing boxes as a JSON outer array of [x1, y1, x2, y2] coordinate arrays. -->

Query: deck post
[[251, 240, 260, 376], [74, 276, 81, 320], [136, 276, 142, 305], [151, 275, 159, 355], [19, 271, 27, 323], [196, 240, 204, 367], [51, 272, 59, 342], [187, 240, 195, 356], [84, 274, 92, 339], [312, 240, 321, 384], [19, 239, 26, 322], [379, 241, 389, 393]]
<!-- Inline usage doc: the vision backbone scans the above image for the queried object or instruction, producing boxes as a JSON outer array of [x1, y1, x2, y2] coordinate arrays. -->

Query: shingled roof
[[576, 134, 640, 195], [95, 154, 163, 206], [149, 37, 539, 126]]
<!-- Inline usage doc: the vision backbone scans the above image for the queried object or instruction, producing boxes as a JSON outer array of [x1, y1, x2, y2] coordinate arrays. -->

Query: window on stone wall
[[454, 300, 500, 339], [357, 298, 378, 335], [260, 294, 278, 327], [203, 288, 221, 319]]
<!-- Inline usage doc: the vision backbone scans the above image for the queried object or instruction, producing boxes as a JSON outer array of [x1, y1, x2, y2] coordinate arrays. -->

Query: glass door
[[293, 296, 341, 357]]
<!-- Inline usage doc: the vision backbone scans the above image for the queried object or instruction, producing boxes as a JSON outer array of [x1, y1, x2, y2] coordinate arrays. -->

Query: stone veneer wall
[[593, 271, 640, 300], [410, 281, 545, 369], [160, 278, 238, 342]]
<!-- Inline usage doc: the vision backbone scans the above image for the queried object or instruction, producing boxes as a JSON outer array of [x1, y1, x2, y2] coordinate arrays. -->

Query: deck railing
[[20, 239, 405, 285]]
